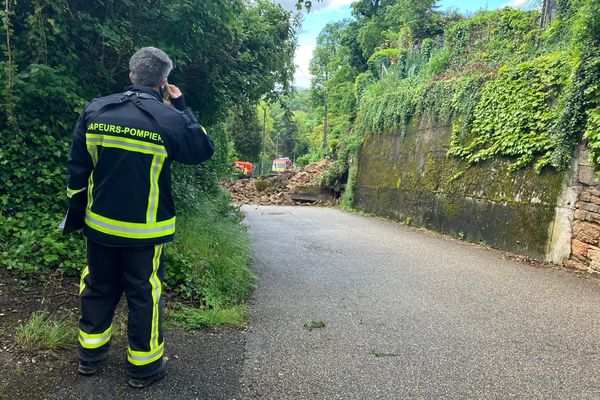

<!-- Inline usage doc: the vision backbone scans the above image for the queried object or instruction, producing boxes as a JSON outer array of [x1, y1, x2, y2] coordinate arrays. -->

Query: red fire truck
[[234, 161, 253, 178]]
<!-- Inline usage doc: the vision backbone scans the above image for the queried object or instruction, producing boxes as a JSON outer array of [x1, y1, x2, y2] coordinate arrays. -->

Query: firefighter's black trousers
[[78, 239, 165, 378]]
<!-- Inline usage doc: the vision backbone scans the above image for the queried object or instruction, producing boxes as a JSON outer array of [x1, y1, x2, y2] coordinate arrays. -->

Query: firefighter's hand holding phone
[[162, 80, 185, 110], [165, 83, 182, 99]]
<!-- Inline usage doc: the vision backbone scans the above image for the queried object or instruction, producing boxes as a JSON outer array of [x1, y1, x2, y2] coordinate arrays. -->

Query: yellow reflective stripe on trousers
[[150, 245, 163, 351], [128, 245, 164, 367], [146, 156, 166, 223], [84, 210, 175, 239], [67, 186, 86, 199], [79, 266, 89, 295], [79, 326, 112, 349], [86, 133, 167, 157], [128, 342, 164, 366]]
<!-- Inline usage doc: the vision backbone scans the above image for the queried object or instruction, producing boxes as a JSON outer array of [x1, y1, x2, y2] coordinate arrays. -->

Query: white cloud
[[275, 0, 355, 12], [330, 0, 355, 8], [273, 0, 356, 87], [500, 0, 535, 9], [294, 43, 315, 88]]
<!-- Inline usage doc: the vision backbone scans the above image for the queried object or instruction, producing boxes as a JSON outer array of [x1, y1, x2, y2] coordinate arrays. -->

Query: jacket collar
[[125, 85, 163, 102]]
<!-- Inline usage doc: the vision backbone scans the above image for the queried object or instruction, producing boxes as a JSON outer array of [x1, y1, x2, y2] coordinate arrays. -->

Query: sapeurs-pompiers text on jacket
[[64, 85, 215, 245]]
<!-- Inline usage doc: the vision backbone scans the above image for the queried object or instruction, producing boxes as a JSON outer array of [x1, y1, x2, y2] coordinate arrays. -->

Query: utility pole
[[261, 105, 267, 176], [323, 87, 328, 151]]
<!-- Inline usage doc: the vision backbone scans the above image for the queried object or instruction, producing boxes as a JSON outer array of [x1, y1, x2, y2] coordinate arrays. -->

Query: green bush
[[164, 191, 254, 307]]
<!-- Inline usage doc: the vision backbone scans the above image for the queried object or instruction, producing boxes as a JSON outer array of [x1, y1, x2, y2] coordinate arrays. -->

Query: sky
[[275, 0, 532, 88]]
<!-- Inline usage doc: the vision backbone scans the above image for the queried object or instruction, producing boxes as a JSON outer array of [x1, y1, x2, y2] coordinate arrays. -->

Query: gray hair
[[129, 47, 173, 87]]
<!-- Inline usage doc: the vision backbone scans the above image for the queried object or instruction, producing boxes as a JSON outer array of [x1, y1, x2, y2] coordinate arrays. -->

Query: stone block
[[577, 201, 600, 214], [588, 245, 600, 261], [579, 165, 598, 185], [586, 186, 600, 197], [571, 252, 589, 264], [590, 261, 600, 273], [579, 191, 592, 203], [571, 239, 589, 258], [564, 259, 590, 271], [574, 209, 591, 222], [589, 195, 600, 206], [572, 221, 600, 245], [574, 209, 600, 224]]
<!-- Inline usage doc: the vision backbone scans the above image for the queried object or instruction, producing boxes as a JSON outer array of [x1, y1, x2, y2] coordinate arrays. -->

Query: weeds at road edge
[[167, 303, 247, 329], [14, 311, 77, 353]]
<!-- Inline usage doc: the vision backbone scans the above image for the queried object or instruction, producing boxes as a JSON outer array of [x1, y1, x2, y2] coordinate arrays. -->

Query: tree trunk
[[323, 90, 328, 151]]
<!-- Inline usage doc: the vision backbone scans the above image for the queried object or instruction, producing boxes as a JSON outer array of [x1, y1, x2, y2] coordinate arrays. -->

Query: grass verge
[[167, 304, 247, 329], [14, 311, 77, 353], [164, 192, 254, 329]]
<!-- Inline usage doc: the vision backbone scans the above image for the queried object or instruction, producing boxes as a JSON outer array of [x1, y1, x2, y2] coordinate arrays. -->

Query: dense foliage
[[0, 1, 296, 307], [301, 0, 600, 204]]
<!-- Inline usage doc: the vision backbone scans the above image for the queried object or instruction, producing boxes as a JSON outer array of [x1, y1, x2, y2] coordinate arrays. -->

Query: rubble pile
[[222, 158, 335, 206]]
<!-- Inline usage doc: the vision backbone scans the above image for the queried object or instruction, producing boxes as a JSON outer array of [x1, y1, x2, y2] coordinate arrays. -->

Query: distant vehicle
[[234, 161, 253, 178], [272, 157, 293, 173]]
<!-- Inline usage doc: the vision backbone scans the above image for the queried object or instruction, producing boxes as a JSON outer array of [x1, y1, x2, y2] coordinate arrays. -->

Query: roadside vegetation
[[298, 0, 600, 207], [0, 0, 308, 347], [14, 312, 77, 353]]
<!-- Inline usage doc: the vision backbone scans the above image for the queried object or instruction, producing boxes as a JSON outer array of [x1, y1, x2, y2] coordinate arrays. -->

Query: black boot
[[127, 359, 167, 388]]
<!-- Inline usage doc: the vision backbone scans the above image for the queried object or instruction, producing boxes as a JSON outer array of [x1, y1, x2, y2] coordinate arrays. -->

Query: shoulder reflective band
[[146, 156, 166, 223], [67, 186, 86, 199], [85, 209, 175, 239], [79, 326, 112, 349], [86, 133, 167, 157], [128, 341, 164, 366]]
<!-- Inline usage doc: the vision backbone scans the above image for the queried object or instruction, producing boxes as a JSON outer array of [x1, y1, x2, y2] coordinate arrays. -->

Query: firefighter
[[66, 47, 215, 388]]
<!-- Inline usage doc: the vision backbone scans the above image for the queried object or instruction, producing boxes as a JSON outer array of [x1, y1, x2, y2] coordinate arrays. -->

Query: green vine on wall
[[448, 52, 573, 171], [354, 3, 600, 176]]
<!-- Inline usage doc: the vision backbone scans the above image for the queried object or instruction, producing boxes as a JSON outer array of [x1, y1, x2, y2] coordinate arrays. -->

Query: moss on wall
[[354, 117, 565, 258]]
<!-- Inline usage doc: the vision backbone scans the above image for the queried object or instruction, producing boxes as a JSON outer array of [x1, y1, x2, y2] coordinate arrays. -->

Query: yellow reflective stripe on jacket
[[79, 266, 89, 295], [87, 172, 95, 209], [67, 186, 86, 199], [128, 341, 164, 366], [149, 245, 163, 351], [86, 133, 167, 157], [84, 209, 175, 239], [146, 156, 166, 223], [87, 144, 98, 166], [79, 326, 112, 349]]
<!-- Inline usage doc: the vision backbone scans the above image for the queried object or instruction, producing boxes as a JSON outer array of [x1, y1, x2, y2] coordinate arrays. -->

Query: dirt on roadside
[[0, 269, 245, 400]]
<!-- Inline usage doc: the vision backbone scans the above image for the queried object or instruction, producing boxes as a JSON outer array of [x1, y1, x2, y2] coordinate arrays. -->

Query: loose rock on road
[[237, 205, 600, 399]]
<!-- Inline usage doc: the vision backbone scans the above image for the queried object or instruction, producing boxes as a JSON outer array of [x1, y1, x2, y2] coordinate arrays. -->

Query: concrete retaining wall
[[353, 117, 576, 262]]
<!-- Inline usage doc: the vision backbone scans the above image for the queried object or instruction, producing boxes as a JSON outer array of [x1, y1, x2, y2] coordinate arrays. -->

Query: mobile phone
[[160, 80, 169, 101]]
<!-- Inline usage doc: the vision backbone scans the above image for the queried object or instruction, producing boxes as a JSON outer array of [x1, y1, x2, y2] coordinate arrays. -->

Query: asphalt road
[[236, 205, 600, 400]]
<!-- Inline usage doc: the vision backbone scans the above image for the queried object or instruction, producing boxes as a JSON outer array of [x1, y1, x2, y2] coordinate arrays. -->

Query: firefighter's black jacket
[[66, 85, 215, 246]]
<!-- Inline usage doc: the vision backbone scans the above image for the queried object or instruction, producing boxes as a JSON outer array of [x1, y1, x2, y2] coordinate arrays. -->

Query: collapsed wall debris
[[222, 158, 336, 206]]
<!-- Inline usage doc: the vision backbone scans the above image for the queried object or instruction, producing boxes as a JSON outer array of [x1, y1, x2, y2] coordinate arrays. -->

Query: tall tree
[[310, 20, 349, 150]]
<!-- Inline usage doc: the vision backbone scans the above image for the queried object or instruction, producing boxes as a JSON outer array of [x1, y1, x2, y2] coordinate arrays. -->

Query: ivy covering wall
[[355, 1, 600, 174]]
